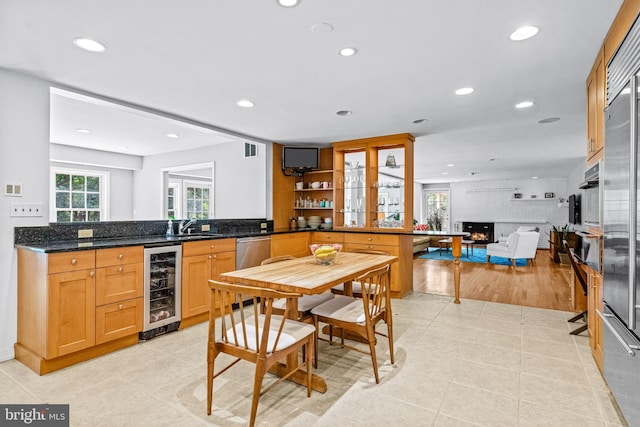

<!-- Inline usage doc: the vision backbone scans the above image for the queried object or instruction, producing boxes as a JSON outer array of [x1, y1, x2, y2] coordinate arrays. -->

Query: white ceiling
[[0, 0, 623, 183]]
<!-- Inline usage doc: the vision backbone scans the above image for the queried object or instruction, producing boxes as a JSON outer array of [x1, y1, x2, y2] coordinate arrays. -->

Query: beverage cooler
[[141, 244, 182, 340]]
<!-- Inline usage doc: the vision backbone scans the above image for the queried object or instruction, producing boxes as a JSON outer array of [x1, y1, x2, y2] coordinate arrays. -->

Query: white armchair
[[486, 231, 540, 266], [497, 226, 539, 244]]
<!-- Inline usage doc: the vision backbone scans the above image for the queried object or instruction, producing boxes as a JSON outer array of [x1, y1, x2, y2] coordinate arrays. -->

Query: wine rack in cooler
[[141, 245, 182, 340]]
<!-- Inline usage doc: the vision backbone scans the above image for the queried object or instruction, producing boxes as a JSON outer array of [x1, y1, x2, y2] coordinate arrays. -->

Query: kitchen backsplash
[[14, 218, 273, 245]]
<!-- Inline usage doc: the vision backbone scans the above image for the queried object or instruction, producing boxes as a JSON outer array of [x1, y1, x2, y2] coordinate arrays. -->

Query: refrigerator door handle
[[631, 75, 638, 330], [597, 309, 640, 356]]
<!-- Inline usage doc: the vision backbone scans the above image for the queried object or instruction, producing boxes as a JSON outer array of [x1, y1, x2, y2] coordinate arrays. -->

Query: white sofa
[[486, 230, 540, 266]]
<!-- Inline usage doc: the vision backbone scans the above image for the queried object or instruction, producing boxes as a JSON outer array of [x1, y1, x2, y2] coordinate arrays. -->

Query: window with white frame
[[185, 181, 211, 219], [423, 188, 450, 231], [52, 168, 109, 222], [167, 182, 180, 219]]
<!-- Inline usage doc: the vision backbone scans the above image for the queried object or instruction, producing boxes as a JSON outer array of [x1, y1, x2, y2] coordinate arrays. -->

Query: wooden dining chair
[[331, 249, 390, 297], [262, 255, 334, 321], [206, 279, 315, 427], [311, 264, 394, 384]]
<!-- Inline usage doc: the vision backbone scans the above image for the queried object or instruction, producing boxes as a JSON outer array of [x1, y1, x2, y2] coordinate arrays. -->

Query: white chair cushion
[[332, 281, 366, 294], [272, 292, 334, 312], [311, 295, 365, 323], [224, 314, 315, 353]]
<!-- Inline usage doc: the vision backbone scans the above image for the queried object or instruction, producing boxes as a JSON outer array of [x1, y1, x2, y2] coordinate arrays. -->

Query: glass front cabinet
[[332, 133, 414, 232]]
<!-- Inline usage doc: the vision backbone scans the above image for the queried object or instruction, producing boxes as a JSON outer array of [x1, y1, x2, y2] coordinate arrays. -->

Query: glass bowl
[[310, 244, 342, 265]]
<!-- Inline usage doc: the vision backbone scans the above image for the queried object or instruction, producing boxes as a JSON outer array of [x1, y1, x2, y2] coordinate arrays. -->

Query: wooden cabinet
[[181, 238, 236, 327], [95, 246, 144, 344], [47, 268, 96, 358], [333, 133, 414, 232], [586, 47, 605, 162], [312, 231, 344, 244], [270, 232, 310, 258], [587, 270, 604, 372], [16, 248, 142, 375], [343, 233, 413, 298]]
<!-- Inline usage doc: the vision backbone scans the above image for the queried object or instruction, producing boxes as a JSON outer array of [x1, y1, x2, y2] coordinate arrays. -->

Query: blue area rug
[[418, 247, 527, 266]]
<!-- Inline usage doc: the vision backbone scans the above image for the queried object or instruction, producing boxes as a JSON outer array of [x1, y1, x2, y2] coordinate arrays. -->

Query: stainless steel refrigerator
[[602, 75, 640, 427]]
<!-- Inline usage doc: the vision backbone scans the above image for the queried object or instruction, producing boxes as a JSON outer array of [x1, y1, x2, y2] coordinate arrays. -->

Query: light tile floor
[[0, 293, 629, 426]]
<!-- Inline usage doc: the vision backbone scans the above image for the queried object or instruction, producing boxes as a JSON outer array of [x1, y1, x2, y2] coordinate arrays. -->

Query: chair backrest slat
[[357, 264, 391, 322]]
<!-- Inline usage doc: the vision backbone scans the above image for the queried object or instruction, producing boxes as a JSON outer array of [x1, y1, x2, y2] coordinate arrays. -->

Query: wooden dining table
[[219, 251, 398, 393]]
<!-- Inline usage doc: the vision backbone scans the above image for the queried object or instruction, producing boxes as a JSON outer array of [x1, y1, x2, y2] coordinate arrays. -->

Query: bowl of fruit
[[310, 243, 342, 265]]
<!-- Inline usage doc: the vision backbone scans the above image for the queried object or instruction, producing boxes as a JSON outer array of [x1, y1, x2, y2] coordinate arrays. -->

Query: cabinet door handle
[[118, 254, 124, 259], [212, 254, 217, 259], [208, 255, 212, 259], [118, 304, 124, 310], [89, 271, 95, 277], [367, 237, 372, 241], [118, 267, 124, 273], [71, 258, 77, 265]]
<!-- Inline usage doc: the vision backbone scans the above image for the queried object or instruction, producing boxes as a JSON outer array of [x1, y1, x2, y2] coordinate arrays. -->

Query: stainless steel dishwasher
[[236, 236, 271, 270]]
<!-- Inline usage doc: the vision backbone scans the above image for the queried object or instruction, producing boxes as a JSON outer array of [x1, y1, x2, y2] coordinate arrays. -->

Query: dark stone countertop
[[15, 227, 437, 254]]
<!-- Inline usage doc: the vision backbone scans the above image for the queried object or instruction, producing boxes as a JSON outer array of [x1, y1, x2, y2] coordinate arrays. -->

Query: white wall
[[134, 141, 267, 219], [0, 69, 51, 361], [449, 178, 570, 248]]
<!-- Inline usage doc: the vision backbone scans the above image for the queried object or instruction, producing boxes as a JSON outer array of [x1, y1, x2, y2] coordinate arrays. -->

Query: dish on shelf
[[310, 181, 321, 189]]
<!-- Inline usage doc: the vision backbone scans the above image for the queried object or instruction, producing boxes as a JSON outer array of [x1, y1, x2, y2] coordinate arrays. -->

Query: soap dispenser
[[166, 219, 174, 236]]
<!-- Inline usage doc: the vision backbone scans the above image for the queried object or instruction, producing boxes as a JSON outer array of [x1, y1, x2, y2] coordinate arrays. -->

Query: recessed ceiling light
[[118, 146, 129, 150], [441, 172, 449, 175], [412, 119, 428, 124], [166, 133, 179, 138], [277, 0, 299, 7], [509, 26, 539, 41], [531, 176, 539, 179], [338, 47, 357, 57], [311, 23, 333, 33], [488, 158, 499, 161], [446, 164, 455, 167], [537, 117, 560, 124], [237, 99, 255, 108], [515, 101, 534, 109], [73, 37, 107, 52], [75, 128, 92, 133], [336, 110, 353, 116], [468, 172, 477, 176], [455, 87, 474, 96]]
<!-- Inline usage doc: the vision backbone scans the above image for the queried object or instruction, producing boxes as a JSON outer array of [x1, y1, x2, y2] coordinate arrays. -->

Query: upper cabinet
[[332, 134, 414, 232], [587, 46, 605, 163]]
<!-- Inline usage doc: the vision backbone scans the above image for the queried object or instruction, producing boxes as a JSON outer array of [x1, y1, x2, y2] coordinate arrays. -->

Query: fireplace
[[462, 222, 494, 244]]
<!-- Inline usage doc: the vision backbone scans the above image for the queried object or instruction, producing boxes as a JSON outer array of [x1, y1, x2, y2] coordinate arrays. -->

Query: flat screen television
[[282, 146, 319, 172], [569, 194, 581, 224]]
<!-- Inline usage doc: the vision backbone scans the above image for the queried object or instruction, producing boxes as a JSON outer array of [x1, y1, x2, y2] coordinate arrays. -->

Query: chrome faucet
[[178, 219, 196, 235]]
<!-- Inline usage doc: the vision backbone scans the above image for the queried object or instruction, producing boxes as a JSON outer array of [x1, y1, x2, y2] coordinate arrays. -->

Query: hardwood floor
[[413, 248, 575, 312]]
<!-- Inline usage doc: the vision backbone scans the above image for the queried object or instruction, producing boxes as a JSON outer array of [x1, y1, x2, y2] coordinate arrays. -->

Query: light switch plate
[[9, 202, 43, 217], [4, 182, 22, 197]]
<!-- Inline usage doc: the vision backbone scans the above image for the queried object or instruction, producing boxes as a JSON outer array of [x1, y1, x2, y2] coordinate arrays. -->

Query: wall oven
[[579, 160, 602, 227], [141, 243, 182, 340]]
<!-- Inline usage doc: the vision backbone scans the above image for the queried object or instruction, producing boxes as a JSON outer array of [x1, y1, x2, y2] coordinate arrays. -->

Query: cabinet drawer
[[182, 238, 236, 256], [96, 246, 143, 268], [95, 297, 143, 345], [345, 233, 399, 246], [95, 263, 144, 306], [48, 250, 95, 274], [312, 232, 344, 244], [343, 243, 399, 256]]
